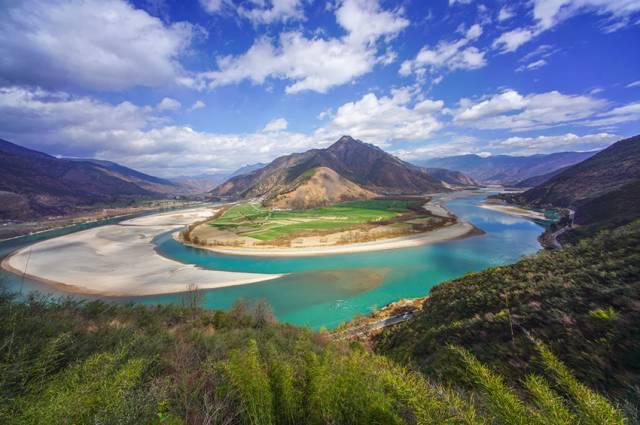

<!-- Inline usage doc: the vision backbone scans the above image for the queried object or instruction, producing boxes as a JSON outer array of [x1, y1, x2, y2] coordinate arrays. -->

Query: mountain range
[[0, 139, 180, 220], [415, 151, 598, 185], [513, 135, 640, 226], [211, 136, 474, 208], [171, 163, 268, 193]]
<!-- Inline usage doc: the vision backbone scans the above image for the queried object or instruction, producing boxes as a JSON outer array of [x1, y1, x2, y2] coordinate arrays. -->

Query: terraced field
[[208, 199, 422, 241]]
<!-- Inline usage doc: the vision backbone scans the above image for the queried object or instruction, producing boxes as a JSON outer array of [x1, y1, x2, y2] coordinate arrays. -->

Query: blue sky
[[0, 0, 639, 177]]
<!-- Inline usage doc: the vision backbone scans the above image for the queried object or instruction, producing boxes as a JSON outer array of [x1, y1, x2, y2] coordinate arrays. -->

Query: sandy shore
[[479, 203, 546, 220], [181, 221, 479, 257], [1, 207, 284, 296]]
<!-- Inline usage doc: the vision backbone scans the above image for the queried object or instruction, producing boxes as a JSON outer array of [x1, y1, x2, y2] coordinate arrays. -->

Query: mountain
[[267, 167, 376, 209], [71, 159, 180, 194], [171, 164, 267, 194], [171, 173, 230, 193], [0, 139, 177, 220], [515, 135, 640, 226], [424, 168, 478, 187], [415, 151, 598, 185], [211, 136, 447, 207], [229, 162, 267, 178], [513, 166, 571, 188]]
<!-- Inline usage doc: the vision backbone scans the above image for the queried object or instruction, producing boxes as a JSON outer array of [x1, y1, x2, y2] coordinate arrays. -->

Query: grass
[[0, 292, 630, 424], [208, 199, 421, 241]]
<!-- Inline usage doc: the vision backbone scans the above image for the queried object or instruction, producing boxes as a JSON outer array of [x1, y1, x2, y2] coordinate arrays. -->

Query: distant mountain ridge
[[424, 168, 479, 187], [515, 135, 640, 226], [0, 139, 179, 220], [415, 151, 598, 185], [211, 136, 450, 208]]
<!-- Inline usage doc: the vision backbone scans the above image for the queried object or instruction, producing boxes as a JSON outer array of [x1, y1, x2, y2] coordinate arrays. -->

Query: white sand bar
[[2, 208, 284, 296]]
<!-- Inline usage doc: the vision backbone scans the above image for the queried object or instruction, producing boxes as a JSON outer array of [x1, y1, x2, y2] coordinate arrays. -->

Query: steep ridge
[[211, 136, 447, 205], [0, 138, 177, 219], [517, 135, 640, 225], [416, 151, 597, 185]]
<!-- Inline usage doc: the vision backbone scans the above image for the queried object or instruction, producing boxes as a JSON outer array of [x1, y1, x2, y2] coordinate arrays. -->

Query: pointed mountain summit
[[211, 136, 448, 208]]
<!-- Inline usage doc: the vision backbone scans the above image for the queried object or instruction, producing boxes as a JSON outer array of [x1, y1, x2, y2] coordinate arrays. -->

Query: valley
[[2, 1, 639, 421]]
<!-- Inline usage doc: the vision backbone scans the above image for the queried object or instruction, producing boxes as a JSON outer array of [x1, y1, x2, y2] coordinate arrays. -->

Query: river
[[0, 192, 543, 329]]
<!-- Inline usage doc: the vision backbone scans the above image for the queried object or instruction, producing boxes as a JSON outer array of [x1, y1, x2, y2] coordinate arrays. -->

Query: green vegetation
[[208, 199, 423, 241], [377, 219, 640, 398], [0, 290, 631, 424]]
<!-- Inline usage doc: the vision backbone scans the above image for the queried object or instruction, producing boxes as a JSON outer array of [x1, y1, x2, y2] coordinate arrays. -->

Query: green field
[[208, 199, 421, 241]]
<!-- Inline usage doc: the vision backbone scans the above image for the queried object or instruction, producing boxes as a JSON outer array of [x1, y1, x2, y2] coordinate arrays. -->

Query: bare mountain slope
[[267, 167, 376, 209], [211, 136, 447, 204]]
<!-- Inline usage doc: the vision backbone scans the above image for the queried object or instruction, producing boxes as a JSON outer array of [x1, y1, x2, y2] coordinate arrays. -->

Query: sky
[[0, 0, 639, 177]]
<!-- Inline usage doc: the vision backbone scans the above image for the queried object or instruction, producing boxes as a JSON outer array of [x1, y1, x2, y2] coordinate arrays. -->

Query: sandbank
[[479, 203, 546, 220], [1, 207, 284, 296]]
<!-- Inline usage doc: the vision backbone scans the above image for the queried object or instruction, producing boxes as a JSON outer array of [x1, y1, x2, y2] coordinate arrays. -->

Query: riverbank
[[0, 200, 205, 241], [1, 207, 284, 296], [178, 220, 481, 257], [479, 202, 546, 220]]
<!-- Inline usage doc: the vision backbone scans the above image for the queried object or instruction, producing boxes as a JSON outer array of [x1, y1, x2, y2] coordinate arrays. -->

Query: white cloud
[[532, 0, 640, 31], [516, 59, 547, 72], [198, 0, 408, 93], [239, 0, 305, 24], [453, 89, 608, 131], [626, 80, 640, 88], [0, 85, 446, 176], [492, 28, 537, 53], [492, 0, 640, 54], [489, 132, 619, 155], [0, 0, 198, 91], [498, 6, 515, 21], [314, 88, 444, 145], [189, 100, 206, 111], [156, 97, 181, 111], [400, 24, 486, 78], [0, 86, 318, 176], [585, 102, 640, 127], [199, 0, 304, 24], [263, 118, 288, 132], [199, 0, 225, 13]]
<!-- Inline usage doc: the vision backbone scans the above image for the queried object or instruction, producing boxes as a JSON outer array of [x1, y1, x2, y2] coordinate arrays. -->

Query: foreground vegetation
[[377, 220, 640, 403], [0, 290, 633, 424]]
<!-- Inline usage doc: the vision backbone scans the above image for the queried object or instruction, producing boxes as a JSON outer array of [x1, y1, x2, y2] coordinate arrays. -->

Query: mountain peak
[[328, 135, 381, 152]]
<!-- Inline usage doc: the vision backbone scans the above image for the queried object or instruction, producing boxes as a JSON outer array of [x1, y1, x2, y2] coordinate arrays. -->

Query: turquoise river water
[[0, 193, 544, 329]]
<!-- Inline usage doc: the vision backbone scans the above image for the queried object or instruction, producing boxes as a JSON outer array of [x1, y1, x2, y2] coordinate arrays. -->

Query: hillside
[[424, 167, 478, 187], [0, 139, 178, 220], [211, 136, 447, 206], [229, 162, 267, 178], [514, 166, 570, 188], [377, 219, 640, 396], [416, 151, 597, 185], [266, 166, 376, 209], [1, 278, 632, 423], [71, 159, 180, 194], [516, 135, 640, 225]]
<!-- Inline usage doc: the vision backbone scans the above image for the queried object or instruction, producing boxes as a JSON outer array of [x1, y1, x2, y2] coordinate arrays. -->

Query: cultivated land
[[184, 198, 477, 256], [1, 207, 282, 296]]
